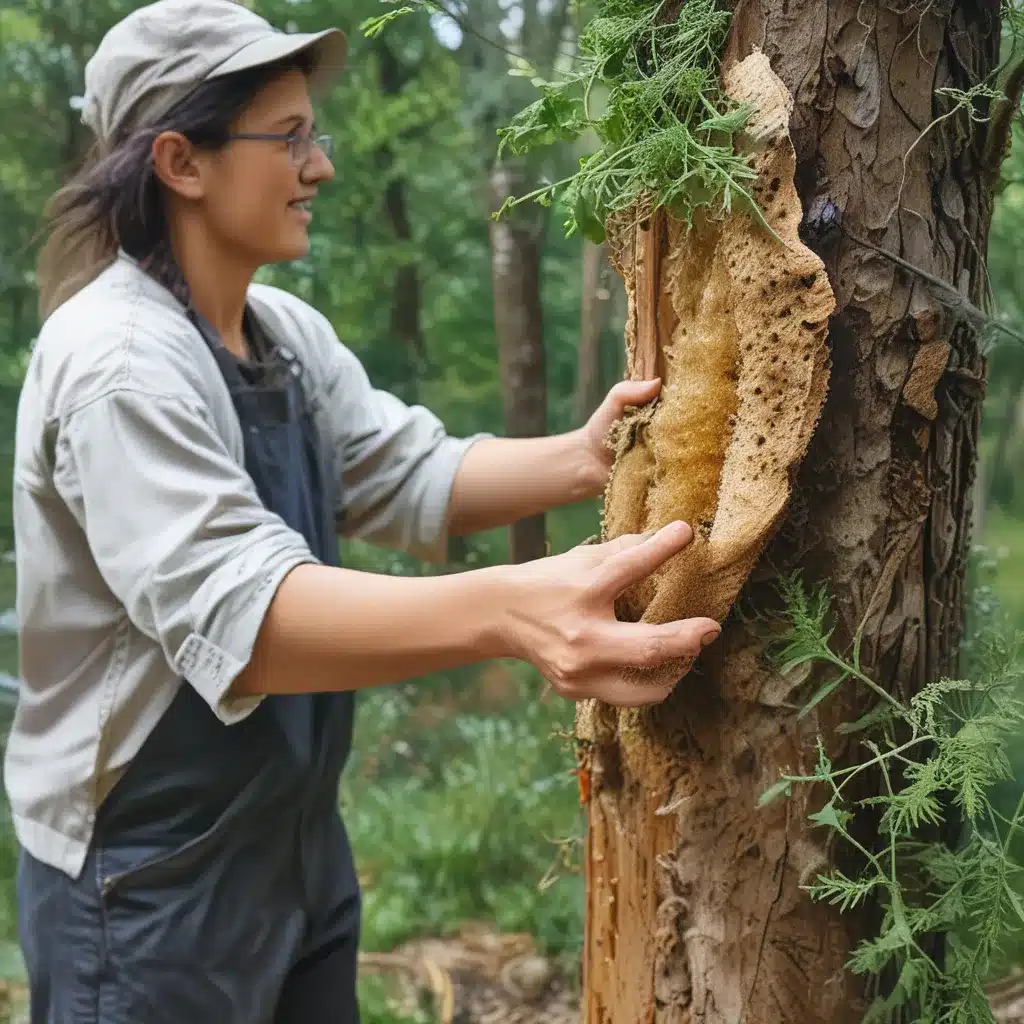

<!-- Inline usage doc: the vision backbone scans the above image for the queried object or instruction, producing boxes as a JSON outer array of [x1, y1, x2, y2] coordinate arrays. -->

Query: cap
[[81, 0, 348, 143]]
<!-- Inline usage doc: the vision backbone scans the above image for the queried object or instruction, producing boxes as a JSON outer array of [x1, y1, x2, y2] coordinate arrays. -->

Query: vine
[[761, 575, 1024, 1024]]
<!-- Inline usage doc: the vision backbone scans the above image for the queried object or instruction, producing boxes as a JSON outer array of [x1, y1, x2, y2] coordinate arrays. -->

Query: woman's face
[[160, 69, 335, 268]]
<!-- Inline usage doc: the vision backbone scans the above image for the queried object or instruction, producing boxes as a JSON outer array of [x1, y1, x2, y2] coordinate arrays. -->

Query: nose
[[301, 145, 335, 186]]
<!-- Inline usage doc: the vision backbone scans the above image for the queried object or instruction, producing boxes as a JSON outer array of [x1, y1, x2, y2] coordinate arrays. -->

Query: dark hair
[[37, 52, 313, 319]]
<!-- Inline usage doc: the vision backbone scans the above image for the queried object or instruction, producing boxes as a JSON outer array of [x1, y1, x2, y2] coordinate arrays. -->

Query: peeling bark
[[580, 2, 999, 1021]]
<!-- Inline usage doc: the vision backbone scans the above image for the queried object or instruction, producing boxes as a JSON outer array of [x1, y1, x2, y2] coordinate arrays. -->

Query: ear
[[151, 131, 207, 201]]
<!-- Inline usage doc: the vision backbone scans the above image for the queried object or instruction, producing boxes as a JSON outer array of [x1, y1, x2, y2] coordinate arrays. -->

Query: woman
[[7, 0, 721, 1021]]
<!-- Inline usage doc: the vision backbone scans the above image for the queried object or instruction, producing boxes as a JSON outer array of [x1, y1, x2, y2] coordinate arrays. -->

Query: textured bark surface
[[580, 2, 999, 1021], [489, 161, 549, 563]]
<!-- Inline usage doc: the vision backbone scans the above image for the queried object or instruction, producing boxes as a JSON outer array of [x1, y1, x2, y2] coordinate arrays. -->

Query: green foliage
[[761, 575, 1024, 1023], [361, 7, 416, 39], [343, 674, 584, 957], [359, 975, 431, 1024], [492, 0, 758, 242]]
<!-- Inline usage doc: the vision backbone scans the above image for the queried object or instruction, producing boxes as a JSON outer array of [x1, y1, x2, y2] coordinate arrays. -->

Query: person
[[5, 1, 722, 1021]]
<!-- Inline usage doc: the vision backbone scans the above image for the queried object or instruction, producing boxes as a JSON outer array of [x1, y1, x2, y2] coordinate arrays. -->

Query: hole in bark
[[770, 177, 781, 192]]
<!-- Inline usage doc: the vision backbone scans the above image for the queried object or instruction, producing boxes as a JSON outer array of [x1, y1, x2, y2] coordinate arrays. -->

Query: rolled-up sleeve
[[52, 389, 318, 723], [321, 344, 488, 562]]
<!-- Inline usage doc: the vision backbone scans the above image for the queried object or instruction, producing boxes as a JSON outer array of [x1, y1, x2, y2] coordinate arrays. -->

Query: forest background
[[3, 1, 1024, 1019]]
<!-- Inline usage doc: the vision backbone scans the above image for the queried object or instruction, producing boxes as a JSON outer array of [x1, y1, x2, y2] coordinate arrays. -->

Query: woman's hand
[[576, 378, 662, 491], [233, 517, 715, 705], [500, 521, 719, 707]]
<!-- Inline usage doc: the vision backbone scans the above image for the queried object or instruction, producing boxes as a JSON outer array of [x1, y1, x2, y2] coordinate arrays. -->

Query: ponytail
[[37, 133, 162, 320]]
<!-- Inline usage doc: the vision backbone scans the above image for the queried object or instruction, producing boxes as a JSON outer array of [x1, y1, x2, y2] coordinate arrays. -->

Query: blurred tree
[[981, 125, 1024, 519], [438, 0, 577, 562]]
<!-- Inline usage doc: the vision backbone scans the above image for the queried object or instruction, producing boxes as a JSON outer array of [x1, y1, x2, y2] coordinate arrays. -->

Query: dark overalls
[[17, 307, 361, 1023]]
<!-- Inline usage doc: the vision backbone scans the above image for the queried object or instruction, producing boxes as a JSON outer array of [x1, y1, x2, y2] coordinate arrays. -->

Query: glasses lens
[[291, 135, 332, 165]]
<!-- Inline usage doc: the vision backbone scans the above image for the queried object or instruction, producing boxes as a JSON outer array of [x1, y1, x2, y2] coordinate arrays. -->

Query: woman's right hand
[[499, 521, 720, 707]]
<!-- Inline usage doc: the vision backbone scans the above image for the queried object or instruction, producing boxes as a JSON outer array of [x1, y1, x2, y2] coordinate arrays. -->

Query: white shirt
[[6, 253, 483, 878]]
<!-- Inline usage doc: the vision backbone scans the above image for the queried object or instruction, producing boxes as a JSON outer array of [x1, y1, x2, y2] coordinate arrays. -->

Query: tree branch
[[843, 229, 1024, 350], [983, 55, 1024, 176]]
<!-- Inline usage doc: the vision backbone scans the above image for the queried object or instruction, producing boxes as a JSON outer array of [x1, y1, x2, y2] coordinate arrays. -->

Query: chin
[[258, 232, 311, 267]]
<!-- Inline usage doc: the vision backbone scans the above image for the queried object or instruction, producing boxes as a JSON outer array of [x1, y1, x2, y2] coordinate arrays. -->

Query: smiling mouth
[[288, 200, 313, 212]]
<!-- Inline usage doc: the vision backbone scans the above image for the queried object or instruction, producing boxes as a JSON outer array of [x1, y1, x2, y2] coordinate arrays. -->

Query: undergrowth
[[761, 573, 1024, 1024], [343, 670, 584, 959]]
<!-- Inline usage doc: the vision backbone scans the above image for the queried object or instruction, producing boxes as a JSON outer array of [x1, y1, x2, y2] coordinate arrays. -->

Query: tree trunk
[[580, 2, 999, 1021], [490, 160, 549, 564], [576, 240, 611, 426], [376, 39, 425, 403], [986, 372, 1024, 513]]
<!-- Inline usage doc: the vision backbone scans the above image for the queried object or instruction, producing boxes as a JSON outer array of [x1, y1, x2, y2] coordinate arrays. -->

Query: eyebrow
[[272, 114, 313, 131]]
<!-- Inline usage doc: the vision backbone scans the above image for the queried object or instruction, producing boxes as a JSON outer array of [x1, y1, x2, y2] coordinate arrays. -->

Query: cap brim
[[207, 28, 348, 95]]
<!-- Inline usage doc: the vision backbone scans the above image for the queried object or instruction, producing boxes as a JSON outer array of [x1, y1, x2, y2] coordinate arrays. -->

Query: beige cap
[[81, 0, 348, 143]]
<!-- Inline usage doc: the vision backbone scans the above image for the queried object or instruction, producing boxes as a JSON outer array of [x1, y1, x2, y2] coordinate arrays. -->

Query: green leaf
[[359, 7, 416, 38], [798, 675, 844, 718], [757, 777, 792, 807], [836, 702, 893, 735], [570, 189, 607, 245], [805, 871, 879, 912], [1004, 881, 1024, 927], [808, 801, 851, 831]]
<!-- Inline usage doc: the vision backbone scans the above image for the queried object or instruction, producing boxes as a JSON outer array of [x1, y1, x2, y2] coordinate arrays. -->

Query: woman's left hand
[[577, 378, 662, 489]]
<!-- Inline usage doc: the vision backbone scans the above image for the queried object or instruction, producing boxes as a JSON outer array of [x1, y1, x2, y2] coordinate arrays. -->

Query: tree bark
[[490, 160, 549, 564], [580, 2, 999, 1021]]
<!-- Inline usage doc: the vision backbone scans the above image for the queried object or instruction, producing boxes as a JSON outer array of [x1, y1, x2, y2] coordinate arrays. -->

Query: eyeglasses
[[225, 131, 333, 167]]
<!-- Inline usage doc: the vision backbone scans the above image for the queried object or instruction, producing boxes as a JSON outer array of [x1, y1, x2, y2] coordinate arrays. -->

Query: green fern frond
[[757, 565, 1024, 1021], [804, 870, 881, 912]]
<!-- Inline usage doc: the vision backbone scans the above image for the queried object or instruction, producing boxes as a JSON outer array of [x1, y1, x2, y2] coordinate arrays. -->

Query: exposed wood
[[631, 209, 672, 383]]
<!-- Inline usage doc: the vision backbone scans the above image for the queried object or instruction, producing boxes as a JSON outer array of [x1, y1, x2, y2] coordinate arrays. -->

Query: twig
[[843, 229, 1024, 350], [428, 0, 577, 70]]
